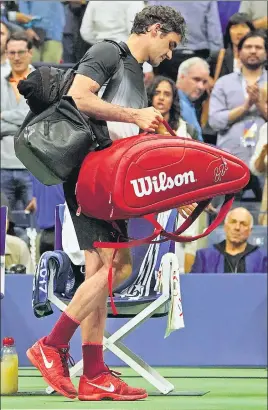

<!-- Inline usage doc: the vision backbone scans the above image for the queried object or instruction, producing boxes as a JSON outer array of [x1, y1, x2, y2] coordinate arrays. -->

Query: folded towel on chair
[[32, 250, 75, 318], [154, 254, 185, 338]]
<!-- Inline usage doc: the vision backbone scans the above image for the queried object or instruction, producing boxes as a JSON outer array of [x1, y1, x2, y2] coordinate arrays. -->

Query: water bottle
[[0, 337, 18, 394]]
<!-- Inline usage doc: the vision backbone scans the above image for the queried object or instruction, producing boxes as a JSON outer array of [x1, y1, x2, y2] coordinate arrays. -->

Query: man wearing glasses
[[1, 31, 36, 215]]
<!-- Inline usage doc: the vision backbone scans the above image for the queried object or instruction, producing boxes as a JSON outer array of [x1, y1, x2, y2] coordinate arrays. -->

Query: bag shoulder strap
[[214, 48, 226, 82]]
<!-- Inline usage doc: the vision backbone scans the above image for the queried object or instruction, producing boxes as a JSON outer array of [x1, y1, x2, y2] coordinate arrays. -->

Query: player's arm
[[68, 74, 137, 123]]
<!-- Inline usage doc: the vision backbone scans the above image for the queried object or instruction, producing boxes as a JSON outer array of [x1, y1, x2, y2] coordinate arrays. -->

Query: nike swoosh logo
[[39, 345, 53, 369], [87, 382, 115, 392]]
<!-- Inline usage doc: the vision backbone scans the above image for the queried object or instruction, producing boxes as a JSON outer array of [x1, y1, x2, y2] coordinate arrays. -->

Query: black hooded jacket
[[214, 240, 259, 273]]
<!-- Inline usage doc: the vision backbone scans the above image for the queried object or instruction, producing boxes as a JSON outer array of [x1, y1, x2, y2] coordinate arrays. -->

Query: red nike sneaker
[[78, 370, 148, 401], [26, 337, 77, 399]]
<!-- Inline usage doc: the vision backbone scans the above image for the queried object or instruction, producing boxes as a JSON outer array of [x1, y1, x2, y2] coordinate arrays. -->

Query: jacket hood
[[214, 240, 258, 256]]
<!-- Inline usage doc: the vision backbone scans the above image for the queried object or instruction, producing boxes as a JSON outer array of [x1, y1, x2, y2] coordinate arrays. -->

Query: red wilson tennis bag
[[76, 121, 250, 314], [76, 121, 250, 246]]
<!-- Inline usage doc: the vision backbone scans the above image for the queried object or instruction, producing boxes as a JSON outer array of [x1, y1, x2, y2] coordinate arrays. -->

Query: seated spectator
[[250, 85, 268, 225], [239, 1, 268, 30], [1, 191, 34, 273], [147, 75, 207, 272], [176, 57, 210, 141], [191, 207, 267, 273], [18, 0, 65, 63], [1, 21, 11, 77], [202, 13, 255, 143], [209, 31, 267, 201], [147, 75, 198, 138], [0, 31, 36, 214], [209, 12, 255, 79]]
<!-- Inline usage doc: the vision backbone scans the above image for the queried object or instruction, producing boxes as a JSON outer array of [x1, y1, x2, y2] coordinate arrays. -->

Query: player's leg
[[78, 247, 147, 401]]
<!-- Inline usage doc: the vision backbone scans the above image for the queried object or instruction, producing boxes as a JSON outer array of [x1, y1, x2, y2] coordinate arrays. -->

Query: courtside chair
[[45, 204, 181, 395]]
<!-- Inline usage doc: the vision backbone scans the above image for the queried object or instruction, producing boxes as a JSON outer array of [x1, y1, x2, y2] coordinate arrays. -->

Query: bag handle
[[143, 194, 234, 243], [95, 194, 234, 316], [94, 194, 234, 248], [161, 120, 177, 136]]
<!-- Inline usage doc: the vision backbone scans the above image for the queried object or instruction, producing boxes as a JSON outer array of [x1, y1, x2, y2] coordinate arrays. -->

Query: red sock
[[45, 312, 80, 347], [82, 343, 108, 379]]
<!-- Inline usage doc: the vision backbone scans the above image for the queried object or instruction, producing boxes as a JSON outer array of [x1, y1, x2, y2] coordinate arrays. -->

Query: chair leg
[[103, 332, 174, 395]]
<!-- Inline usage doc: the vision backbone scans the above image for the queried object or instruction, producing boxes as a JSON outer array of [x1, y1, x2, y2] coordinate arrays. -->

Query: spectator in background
[[250, 85, 268, 225], [1, 191, 34, 273], [147, 75, 199, 138], [203, 13, 255, 143], [176, 57, 210, 141], [1, 21, 11, 76], [62, 0, 89, 64], [209, 31, 267, 201], [191, 207, 267, 274], [239, 1, 268, 30], [0, 31, 36, 213], [147, 76, 203, 272], [31, 177, 65, 255], [149, 1, 223, 82], [209, 12, 255, 79], [18, 0, 65, 63]]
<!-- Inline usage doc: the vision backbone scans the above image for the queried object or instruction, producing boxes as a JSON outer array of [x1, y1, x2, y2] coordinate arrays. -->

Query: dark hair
[[6, 31, 33, 50], [237, 29, 268, 52], [131, 5, 186, 43], [147, 76, 180, 131], [224, 12, 255, 49]]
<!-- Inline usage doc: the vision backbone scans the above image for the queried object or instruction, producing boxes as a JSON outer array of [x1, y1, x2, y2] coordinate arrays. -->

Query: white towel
[[62, 202, 85, 266], [154, 256, 185, 338], [165, 269, 185, 338]]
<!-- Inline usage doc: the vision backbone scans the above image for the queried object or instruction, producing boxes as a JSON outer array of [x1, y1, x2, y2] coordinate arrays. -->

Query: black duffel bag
[[14, 96, 97, 185], [14, 40, 128, 185]]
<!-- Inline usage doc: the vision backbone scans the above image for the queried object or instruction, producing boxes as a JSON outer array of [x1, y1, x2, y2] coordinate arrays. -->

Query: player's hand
[[132, 107, 163, 133], [177, 203, 198, 219]]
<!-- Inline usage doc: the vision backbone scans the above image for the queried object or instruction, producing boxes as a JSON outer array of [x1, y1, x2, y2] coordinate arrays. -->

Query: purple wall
[[1, 273, 267, 367]]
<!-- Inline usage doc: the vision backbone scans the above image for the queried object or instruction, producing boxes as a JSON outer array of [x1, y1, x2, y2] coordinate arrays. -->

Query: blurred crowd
[[1, 1, 267, 274]]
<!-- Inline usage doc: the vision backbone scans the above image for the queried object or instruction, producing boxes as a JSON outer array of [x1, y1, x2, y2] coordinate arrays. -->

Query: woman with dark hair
[[210, 12, 255, 78], [147, 75, 198, 139], [147, 76, 204, 272]]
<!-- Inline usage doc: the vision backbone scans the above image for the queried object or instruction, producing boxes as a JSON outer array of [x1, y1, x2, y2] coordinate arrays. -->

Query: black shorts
[[63, 168, 128, 251]]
